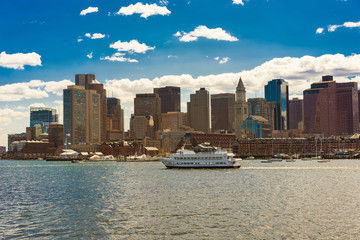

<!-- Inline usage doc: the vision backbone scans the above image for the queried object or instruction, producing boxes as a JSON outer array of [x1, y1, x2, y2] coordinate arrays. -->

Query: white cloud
[[116, 3, 171, 19], [0, 108, 28, 126], [159, 0, 169, 6], [85, 33, 106, 39], [100, 53, 138, 63], [219, 57, 230, 64], [168, 55, 178, 58], [80, 6, 98, 16], [233, 0, 244, 6], [87, 52, 93, 59], [0, 79, 73, 101], [316, 28, 324, 34], [175, 25, 238, 42], [0, 51, 41, 70], [109, 40, 155, 53], [77, 38, 84, 43], [326, 21, 360, 32], [105, 53, 360, 104]]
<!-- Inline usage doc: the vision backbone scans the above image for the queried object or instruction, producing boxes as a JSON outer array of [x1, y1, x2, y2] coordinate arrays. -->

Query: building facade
[[130, 115, 154, 139], [265, 79, 289, 130], [30, 107, 58, 132], [187, 88, 210, 133], [107, 97, 124, 141], [289, 98, 303, 130], [241, 115, 271, 138], [304, 76, 359, 136], [247, 98, 270, 120], [154, 86, 181, 113], [63, 85, 101, 146], [134, 93, 162, 133], [211, 93, 235, 133], [161, 112, 187, 130], [235, 78, 248, 138]]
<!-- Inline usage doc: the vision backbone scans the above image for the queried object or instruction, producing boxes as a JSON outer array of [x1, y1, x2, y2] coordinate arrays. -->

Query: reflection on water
[[1, 160, 360, 239]]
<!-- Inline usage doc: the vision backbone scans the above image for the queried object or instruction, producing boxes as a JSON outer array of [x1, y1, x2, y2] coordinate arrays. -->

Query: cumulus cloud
[[174, 25, 238, 42], [0, 108, 28, 126], [214, 57, 231, 64], [80, 6, 98, 16], [0, 51, 41, 70], [316, 28, 324, 34], [109, 40, 155, 53], [85, 33, 106, 39], [100, 53, 138, 63], [105, 53, 360, 104], [116, 3, 171, 19], [233, 0, 244, 6], [0, 79, 73, 102]]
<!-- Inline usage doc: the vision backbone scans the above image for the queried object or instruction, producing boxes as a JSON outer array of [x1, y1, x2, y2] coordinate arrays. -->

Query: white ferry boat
[[161, 143, 241, 169]]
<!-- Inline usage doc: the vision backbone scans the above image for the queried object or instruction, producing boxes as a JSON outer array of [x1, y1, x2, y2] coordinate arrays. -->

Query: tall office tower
[[235, 78, 248, 138], [87, 80, 107, 143], [187, 88, 210, 133], [63, 85, 101, 146], [247, 98, 270, 120], [211, 93, 235, 132], [303, 75, 359, 136], [265, 79, 289, 130], [30, 107, 58, 132], [107, 97, 124, 141], [130, 115, 154, 139], [289, 98, 304, 130], [154, 86, 181, 113], [134, 93, 162, 132], [75, 74, 96, 89]]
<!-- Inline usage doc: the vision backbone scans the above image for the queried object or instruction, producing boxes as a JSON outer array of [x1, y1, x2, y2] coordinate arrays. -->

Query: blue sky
[[1, 0, 360, 147]]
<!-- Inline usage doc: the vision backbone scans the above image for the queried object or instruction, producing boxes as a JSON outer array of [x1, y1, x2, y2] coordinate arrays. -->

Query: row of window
[[169, 161, 225, 165]]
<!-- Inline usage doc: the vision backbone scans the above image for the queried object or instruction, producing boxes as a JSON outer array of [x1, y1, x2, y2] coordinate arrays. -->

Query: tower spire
[[236, 77, 245, 91]]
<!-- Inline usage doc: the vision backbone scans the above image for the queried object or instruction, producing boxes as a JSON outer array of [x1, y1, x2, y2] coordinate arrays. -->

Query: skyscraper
[[134, 93, 162, 132], [211, 93, 235, 132], [75, 74, 95, 89], [304, 76, 359, 136], [107, 97, 124, 141], [265, 79, 289, 130], [187, 88, 210, 133], [30, 107, 58, 132], [235, 77, 248, 138], [289, 98, 303, 130], [154, 86, 180, 113], [63, 85, 101, 146]]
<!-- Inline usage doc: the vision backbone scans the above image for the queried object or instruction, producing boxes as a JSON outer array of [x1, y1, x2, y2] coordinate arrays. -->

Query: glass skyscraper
[[264, 79, 289, 130], [30, 107, 58, 132]]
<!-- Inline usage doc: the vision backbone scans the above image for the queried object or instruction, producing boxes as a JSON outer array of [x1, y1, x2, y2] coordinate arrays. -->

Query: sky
[[1, 0, 360, 147]]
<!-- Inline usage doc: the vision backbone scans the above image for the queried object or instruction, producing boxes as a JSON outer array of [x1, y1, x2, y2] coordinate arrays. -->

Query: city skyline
[[1, 0, 360, 147]]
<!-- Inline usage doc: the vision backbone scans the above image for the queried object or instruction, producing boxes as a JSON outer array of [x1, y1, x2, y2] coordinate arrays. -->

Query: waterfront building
[[211, 93, 235, 133], [30, 107, 58, 132], [235, 78, 248, 138], [241, 115, 271, 138], [154, 86, 181, 113], [134, 93, 162, 133], [8, 133, 26, 150], [130, 115, 154, 139], [107, 97, 124, 141], [187, 88, 210, 133], [175, 133, 236, 152], [247, 98, 270, 120], [48, 124, 64, 149], [289, 98, 303, 130], [161, 112, 187, 130], [0, 146, 6, 154], [265, 79, 289, 130], [63, 85, 101, 146], [303, 75, 359, 137]]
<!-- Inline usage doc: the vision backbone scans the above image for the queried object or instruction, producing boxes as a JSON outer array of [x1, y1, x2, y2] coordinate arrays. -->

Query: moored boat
[[161, 143, 241, 169]]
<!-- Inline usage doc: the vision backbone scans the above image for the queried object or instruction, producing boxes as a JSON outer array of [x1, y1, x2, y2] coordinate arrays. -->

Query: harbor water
[[1, 160, 360, 239]]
